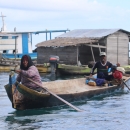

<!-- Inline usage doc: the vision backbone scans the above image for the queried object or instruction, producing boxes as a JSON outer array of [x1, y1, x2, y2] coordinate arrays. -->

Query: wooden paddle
[[14, 71, 83, 112], [122, 79, 130, 91]]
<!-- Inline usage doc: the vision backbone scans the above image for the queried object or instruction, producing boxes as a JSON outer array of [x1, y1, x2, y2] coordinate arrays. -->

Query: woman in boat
[[90, 52, 113, 81], [15, 55, 43, 92]]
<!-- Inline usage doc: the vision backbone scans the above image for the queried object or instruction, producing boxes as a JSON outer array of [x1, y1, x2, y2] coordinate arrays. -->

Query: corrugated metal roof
[[36, 38, 97, 47], [56, 29, 130, 38], [36, 29, 130, 48], [1, 29, 70, 34]]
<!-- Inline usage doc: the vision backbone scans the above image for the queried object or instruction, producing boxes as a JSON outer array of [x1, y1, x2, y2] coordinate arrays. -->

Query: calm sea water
[[0, 72, 130, 130]]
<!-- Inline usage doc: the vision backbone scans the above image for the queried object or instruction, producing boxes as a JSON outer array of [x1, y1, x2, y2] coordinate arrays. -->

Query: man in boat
[[90, 52, 113, 81], [88, 53, 129, 86], [15, 55, 43, 92]]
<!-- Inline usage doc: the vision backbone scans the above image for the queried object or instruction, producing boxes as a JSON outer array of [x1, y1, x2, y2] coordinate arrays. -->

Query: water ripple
[[1, 72, 130, 130]]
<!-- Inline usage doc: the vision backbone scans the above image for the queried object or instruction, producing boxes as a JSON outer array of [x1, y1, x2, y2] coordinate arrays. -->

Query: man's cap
[[100, 52, 106, 56]]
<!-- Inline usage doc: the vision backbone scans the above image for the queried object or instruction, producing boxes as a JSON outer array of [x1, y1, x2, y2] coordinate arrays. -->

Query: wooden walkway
[[0, 58, 37, 66]]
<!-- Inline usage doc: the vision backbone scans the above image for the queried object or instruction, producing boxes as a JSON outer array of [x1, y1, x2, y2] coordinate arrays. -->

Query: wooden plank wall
[[79, 45, 101, 65], [37, 32, 129, 66], [79, 45, 92, 65], [37, 46, 77, 64], [37, 44, 105, 65], [107, 32, 129, 66]]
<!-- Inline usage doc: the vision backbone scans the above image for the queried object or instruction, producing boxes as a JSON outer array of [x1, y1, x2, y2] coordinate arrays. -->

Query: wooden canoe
[[57, 64, 93, 75], [4, 72, 129, 110], [123, 65, 130, 74], [36, 63, 51, 73], [0, 62, 51, 73], [0, 66, 16, 72], [58, 64, 130, 75], [0, 64, 50, 73]]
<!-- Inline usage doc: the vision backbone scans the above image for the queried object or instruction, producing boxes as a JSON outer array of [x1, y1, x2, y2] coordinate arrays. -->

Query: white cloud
[[0, 0, 102, 11], [0, 0, 130, 49], [1, 0, 129, 23]]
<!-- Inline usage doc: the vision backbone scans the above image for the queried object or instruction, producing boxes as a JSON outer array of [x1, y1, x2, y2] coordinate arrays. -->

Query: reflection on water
[[0, 72, 130, 130]]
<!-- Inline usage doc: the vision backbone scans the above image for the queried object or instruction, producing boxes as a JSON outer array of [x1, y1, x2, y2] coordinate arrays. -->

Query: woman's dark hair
[[20, 55, 34, 70]]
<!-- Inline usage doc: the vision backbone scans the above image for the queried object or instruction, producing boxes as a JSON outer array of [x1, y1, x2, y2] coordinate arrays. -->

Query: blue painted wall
[[2, 36, 8, 39], [12, 36, 16, 39], [22, 33, 28, 54]]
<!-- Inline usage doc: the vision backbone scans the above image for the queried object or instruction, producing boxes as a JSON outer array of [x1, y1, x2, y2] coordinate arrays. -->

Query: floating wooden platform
[[0, 59, 50, 73]]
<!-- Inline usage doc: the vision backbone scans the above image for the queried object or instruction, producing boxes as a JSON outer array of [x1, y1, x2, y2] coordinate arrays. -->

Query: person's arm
[[90, 62, 98, 75], [108, 62, 113, 72], [15, 72, 21, 85], [110, 62, 113, 68], [21, 66, 38, 78]]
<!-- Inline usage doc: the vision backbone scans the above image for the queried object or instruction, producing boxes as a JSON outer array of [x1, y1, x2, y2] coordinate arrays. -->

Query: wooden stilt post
[[77, 46, 79, 65], [15, 37, 16, 60], [14, 36, 18, 61], [90, 43, 95, 62], [98, 43, 101, 53]]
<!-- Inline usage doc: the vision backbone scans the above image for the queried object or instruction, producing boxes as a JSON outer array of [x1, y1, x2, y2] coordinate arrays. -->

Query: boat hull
[[57, 64, 92, 75], [36, 64, 51, 73], [4, 77, 126, 110], [123, 65, 130, 74], [0, 64, 50, 73]]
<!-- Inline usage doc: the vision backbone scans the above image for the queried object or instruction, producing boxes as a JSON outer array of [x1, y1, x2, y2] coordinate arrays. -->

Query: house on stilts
[[36, 29, 130, 66]]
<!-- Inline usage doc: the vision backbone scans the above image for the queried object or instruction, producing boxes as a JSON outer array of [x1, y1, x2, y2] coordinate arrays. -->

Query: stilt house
[[36, 29, 130, 66]]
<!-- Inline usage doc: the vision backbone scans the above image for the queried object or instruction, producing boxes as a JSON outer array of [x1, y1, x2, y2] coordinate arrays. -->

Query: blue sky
[[0, 0, 130, 49]]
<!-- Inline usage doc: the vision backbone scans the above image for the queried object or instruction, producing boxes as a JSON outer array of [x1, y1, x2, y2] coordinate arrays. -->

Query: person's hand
[[15, 69, 21, 73], [89, 74, 93, 77]]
